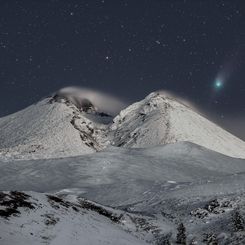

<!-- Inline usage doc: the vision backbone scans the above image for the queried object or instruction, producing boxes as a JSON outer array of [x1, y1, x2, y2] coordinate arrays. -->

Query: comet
[[214, 79, 223, 89]]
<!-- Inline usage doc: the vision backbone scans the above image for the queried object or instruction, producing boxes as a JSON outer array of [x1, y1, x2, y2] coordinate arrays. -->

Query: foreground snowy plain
[[1, 143, 245, 244], [1, 91, 245, 244]]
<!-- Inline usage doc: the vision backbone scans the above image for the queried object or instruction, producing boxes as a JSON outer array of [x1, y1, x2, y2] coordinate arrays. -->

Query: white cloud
[[56, 87, 128, 116]]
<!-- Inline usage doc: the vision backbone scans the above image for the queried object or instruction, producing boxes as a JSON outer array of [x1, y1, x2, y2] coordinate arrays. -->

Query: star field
[[0, 0, 245, 138]]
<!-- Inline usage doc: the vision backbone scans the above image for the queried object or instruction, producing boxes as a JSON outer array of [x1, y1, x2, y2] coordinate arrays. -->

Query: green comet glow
[[215, 80, 223, 89]]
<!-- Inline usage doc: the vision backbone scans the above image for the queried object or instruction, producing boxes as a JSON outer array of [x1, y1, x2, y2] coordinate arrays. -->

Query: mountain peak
[[52, 87, 127, 116], [0, 90, 245, 160], [51, 93, 97, 113], [145, 91, 196, 111], [110, 92, 245, 158]]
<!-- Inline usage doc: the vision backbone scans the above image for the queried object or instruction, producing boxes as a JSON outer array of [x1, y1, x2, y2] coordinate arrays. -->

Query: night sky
[[0, 0, 245, 139]]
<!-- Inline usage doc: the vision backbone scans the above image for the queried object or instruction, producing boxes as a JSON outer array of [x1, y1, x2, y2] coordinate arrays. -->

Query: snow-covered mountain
[[0, 95, 111, 160], [0, 90, 245, 160], [1, 88, 245, 244], [110, 92, 245, 158]]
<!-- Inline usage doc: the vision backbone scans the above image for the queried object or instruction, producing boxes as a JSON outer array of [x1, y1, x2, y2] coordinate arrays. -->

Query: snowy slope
[[0, 97, 110, 160], [1, 142, 245, 207], [0, 191, 151, 245], [1, 90, 245, 244], [2, 190, 245, 244], [110, 92, 245, 158], [1, 144, 245, 244], [0, 90, 245, 160]]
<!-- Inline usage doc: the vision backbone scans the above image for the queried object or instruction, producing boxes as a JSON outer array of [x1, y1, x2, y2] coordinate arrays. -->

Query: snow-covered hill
[[110, 92, 245, 158], [0, 96, 111, 160], [1, 90, 245, 160], [0, 191, 152, 245], [0, 142, 245, 207], [1, 143, 245, 244], [1, 90, 245, 244]]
